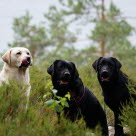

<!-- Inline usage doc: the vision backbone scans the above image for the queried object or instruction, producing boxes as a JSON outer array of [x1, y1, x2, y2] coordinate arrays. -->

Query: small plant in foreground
[[44, 89, 70, 113]]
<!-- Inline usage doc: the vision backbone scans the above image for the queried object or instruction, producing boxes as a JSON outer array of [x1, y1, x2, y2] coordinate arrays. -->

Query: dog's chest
[[103, 87, 124, 111], [104, 95, 119, 111], [10, 69, 30, 85]]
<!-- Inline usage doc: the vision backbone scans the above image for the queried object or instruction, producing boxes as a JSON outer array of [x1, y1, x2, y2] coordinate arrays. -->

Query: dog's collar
[[70, 86, 86, 104]]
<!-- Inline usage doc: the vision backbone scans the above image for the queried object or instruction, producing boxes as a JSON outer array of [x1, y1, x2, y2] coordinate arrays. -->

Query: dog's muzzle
[[64, 71, 71, 79], [100, 71, 110, 82], [19, 57, 32, 68], [57, 72, 71, 85], [57, 80, 69, 85]]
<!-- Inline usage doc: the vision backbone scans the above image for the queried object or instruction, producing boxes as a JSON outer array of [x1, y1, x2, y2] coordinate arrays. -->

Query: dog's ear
[[92, 57, 102, 72], [111, 57, 122, 70], [47, 60, 60, 75], [2, 49, 12, 65], [70, 62, 79, 79], [47, 64, 54, 75]]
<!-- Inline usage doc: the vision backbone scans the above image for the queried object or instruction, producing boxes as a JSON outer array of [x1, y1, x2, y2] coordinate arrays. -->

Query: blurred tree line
[[8, 0, 136, 71]]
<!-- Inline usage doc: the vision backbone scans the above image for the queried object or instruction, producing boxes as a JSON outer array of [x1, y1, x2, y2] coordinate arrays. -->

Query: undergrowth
[[0, 63, 135, 136]]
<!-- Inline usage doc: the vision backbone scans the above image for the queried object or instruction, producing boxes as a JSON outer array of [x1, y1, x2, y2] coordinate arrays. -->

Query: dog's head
[[47, 60, 79, 86], [92, 57, 122, 82], [2, 47, 32, 69]]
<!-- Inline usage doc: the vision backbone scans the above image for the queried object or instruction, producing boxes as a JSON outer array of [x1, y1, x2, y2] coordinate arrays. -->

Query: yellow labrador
[[0, 47, 32, 108]]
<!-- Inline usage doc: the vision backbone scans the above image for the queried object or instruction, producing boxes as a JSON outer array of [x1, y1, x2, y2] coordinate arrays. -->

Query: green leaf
[[43, 94, 47, 99], [45, 99, 55, 106], [60, 99, 69, 108], [65, 92, 71, 100], [56, 96, 61, 99], [61, 98, 66, 101], [52, 89, 58, 95], [46, 92, 52, 96], [55, 105, 62, 113], [64, 101, 69, 108]]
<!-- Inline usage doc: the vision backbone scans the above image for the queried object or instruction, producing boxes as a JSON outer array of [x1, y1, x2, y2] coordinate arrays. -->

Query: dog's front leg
[[25, 85, 31, 109], [114, 112, 124, 136], [64, 107, 77, 122]]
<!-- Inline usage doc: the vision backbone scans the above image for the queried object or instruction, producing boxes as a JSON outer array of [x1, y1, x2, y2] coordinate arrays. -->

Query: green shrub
[[0, 65, 103, 136], [120, 81, 136, 136], [45, 89, 70, 113], [0, 63, 134, 135], [120, 100, 136, 136], [0, 81, 26, 121]]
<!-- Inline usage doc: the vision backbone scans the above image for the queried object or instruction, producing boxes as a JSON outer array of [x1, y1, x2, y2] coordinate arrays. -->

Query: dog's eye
[[16, 52, 21, 55], [58, 67, 63, 71], [57, 65, 64, 71], [27, 52, 30, 55]]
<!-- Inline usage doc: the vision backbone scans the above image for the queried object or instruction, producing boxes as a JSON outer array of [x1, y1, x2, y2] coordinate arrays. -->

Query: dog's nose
[[27, 57, 30, 61], [102, 71, 109, 77], [102, 70, 108, 73], [64, 71, 70, 76]]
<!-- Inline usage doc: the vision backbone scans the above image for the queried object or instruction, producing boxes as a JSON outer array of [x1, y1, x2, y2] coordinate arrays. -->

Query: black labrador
[[92, 57, 136, 136], [47, 60, 108, 136]]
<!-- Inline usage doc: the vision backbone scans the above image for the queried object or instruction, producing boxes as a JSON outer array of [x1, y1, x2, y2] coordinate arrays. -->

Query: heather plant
[[0, 63, 135, 136], [0, 81, 26, 121], [120, 100, 136, 136], [119, 82, 136, 136], [0, 65, 103, 136]]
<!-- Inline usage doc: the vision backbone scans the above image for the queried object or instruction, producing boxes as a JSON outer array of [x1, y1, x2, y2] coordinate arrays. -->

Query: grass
[[0, 62, 135, 136]]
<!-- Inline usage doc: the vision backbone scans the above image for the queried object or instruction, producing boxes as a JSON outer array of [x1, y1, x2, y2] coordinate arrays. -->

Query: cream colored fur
[[0, 47, 32, 108]]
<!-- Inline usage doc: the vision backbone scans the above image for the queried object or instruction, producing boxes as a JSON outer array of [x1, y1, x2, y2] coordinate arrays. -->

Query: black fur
[[47, 60, 108, 136], [92, 57, 136, 136]]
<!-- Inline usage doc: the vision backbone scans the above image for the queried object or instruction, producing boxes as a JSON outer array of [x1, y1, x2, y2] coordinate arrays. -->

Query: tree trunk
[[100, 0, 105, 56], [100, 39, 105, 56]]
